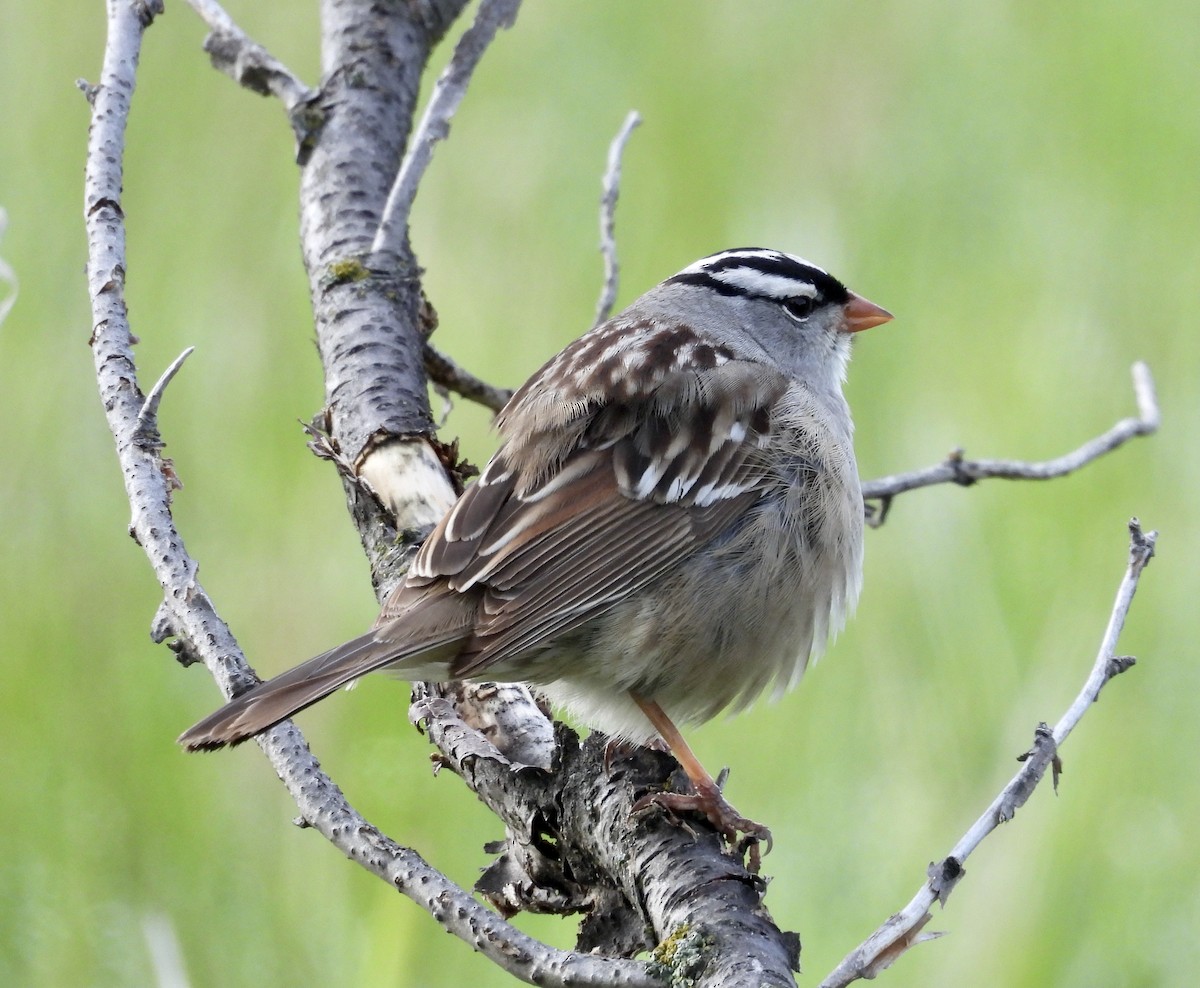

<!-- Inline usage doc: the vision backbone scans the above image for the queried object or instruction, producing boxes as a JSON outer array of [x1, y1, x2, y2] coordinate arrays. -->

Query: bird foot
[[633, 778, 773, 873]]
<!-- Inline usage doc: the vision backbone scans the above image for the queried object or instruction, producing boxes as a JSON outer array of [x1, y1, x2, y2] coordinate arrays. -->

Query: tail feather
[[178, 591, 471, 751]]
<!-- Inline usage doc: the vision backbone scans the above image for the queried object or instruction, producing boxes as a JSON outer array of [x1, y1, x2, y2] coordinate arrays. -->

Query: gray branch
[[424, 341, 514, 414], [862, 362, 1158, 525], [818, 520, 1157, 987], [297, 0, 473, 470], [373, 0, 524, 258], [184, 0, 321, 159], [413, 683, 800, 987], [593, 110, 641, 327]]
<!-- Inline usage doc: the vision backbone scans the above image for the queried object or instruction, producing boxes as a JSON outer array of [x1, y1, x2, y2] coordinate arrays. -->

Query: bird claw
[[632, 784, 773, 873]]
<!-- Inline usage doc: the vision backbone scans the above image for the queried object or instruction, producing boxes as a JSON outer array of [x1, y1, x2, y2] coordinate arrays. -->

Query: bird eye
[[781, 296, 817, 322]]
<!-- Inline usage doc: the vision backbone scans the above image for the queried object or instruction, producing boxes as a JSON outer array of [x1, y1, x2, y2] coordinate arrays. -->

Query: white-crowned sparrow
[[179, 248, 891, 850]]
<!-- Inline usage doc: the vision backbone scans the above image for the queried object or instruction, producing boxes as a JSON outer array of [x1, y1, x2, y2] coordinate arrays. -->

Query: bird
[[178, 248, 892, 852]]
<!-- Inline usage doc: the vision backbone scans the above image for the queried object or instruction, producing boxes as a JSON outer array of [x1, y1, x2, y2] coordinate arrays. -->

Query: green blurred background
[[2, 2, 1197, 985]]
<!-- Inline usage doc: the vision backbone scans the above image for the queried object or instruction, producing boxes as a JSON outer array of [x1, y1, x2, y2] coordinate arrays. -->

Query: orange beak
[[842, 293, 894, 333]]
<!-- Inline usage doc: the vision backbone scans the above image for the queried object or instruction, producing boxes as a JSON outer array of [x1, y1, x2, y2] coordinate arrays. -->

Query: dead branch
[[862, 362, 1158, 526], [373, 0, 524, 258], [818, 520, 1157, 987], [184, 0, 321, 158], [594, 110, 642, 327], [424, 340, 514, 414]]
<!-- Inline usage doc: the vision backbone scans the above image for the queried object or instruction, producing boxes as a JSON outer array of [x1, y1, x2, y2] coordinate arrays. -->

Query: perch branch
[[83, 4, 651, 985], [594, 110, 641, 326], [373, 0, 523, 257], [818, 519, 1157, 987], [862, 361, 1158, 526], [413, 684, 802, 987]]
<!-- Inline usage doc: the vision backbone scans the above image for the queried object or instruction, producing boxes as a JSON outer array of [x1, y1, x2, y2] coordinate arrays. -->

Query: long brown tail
[[178, 632, 420, 751], [179, 585, 474, 751]]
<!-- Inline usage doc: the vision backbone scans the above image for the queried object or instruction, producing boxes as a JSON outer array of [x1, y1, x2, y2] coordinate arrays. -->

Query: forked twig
[[594, 110, 642, 326], [862, 362, 1158, 526], [373, 0, 524, 257], [818, 520, 1157, 987]]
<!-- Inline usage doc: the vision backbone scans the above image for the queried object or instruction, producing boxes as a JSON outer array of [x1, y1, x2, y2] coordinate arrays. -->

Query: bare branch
[[257, 718, 659, 988], [862, 362, 1158, 526], [424, 341, 514, 413], [185, 0, 321, 159], [594, 110, 642, 327], [373, 0, 524, 257], [417, 108, 644, 413], [1046, 518, 1154, 740], [296, 3, 478, 473], [818, 519, 1157, 987], [415, 683, 802, 988]]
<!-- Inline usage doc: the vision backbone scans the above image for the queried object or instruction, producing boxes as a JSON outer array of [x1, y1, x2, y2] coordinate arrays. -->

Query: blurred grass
[[1, 1, 1197, 985]]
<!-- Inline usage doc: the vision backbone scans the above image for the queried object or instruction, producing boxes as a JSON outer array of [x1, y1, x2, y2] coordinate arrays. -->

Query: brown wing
[[453, 456, 757, 675], [388, 343, 790, 679]]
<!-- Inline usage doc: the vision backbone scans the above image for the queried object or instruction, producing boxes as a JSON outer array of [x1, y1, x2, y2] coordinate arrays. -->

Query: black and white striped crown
[[667, 248, 850, 306]]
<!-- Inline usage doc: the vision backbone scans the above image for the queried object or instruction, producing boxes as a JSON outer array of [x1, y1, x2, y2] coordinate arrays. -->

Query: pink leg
[[630, 693, 772, 870]]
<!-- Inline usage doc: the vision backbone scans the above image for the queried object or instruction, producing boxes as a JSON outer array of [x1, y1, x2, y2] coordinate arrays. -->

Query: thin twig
[[372, 0, 523, 257], [862, 362, 1158, 526], [185, 0, 321, 159], [593, 110, 641, 327], [420, 108, 641, 411], [424, 341, 513, 414], [134, 346, 194, 448], [818, 520, 1157, 987]]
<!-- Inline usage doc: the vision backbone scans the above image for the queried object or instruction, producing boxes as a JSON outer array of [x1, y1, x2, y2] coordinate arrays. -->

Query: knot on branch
[[133, 0, 164, 28], [864, 494, 892, 529], [927, 856, 964, 905], [1105, 655, 1137, 680], [151, 601, 204, 667], [1003, 722, 1062, 819], [1127, 517, 1157, 570], [945, 447, 977, 486]]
